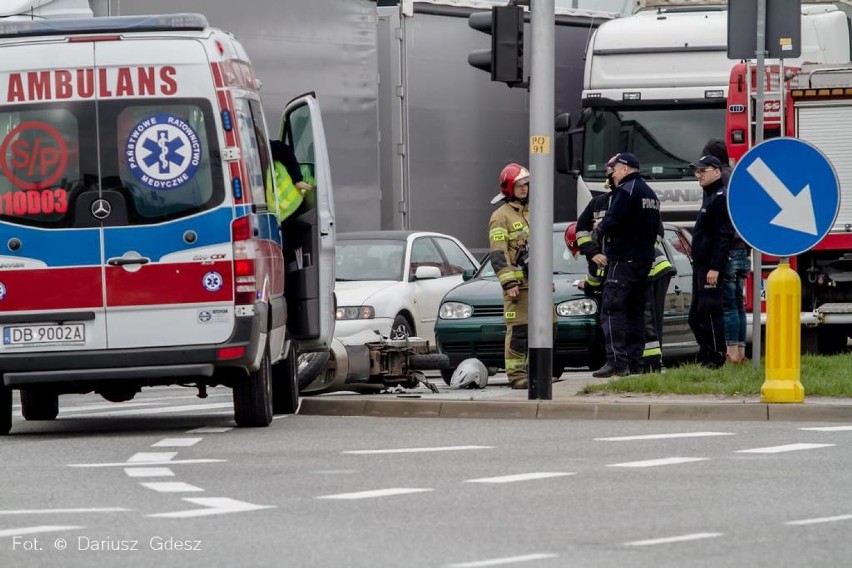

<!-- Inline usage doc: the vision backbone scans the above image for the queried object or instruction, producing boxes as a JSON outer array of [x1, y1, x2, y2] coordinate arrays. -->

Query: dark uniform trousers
[[641, 272, 674, 371], [689, 266, 726, 368], [503, 287, 529, 383], [601, 259, 652, 371]]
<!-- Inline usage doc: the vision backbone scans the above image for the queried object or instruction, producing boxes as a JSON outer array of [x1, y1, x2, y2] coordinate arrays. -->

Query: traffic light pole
[[527, 0, 554, 400]]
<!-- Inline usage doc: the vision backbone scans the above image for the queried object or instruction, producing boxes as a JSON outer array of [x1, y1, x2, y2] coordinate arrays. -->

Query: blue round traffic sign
[[728, 137, 840, 257]]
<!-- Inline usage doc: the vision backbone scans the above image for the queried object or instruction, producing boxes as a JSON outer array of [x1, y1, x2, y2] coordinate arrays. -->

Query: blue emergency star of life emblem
[[125, 114, 202, 191], [202, 271, 223, 293]]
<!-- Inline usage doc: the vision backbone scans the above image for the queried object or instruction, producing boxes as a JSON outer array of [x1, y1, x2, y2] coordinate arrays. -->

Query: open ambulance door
[[279, 93, 336, 352]]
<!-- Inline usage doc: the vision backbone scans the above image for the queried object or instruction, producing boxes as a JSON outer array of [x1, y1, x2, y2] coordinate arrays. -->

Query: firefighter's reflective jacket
[[489, 200, 530, 291]]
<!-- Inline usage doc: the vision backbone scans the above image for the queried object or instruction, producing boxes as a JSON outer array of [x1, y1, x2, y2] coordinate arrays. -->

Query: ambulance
[[0, 14, 336, 433]]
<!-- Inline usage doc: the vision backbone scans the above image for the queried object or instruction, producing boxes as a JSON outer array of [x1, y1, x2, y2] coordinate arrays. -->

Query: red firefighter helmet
[[564, 222, 580, 255], [491, 163, 530, 204]]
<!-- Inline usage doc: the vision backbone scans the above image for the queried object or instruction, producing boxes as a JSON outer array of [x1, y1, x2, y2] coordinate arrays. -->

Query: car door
[[408, 236, 469, 344], [661, 227, 696, 352], [279, 94, 336, 351], [0, 41, 109, 354], [95, 39, 235, 349]]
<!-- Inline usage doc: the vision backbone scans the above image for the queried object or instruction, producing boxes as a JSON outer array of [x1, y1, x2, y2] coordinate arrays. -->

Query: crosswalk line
[[466, 472, 575, 484], [609, 457, 708, 468], [316, 488, 432, 500], [736, 443, 834, 454]]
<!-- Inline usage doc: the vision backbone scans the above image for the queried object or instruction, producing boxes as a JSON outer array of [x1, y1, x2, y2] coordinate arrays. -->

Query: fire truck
[[726, 60, 852, 353]]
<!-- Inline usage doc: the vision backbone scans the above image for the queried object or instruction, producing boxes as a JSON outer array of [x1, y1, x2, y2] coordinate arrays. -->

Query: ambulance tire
[[20, 389, 58, 421], [272, 342, 299, 415], [0, 386, 11, 435], [233, 346, 274, 427]]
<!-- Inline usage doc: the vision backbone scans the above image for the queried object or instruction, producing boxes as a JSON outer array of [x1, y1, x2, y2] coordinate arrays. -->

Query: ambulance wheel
[[20, 389, 58, 421], [272, 342, 299, 415], [0, 385, 11, 435], [234, 346, 273, 427]]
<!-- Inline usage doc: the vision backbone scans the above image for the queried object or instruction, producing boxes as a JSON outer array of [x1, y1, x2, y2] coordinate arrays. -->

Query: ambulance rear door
[[280, 94, 336, 351], [94, 38, 235, 349], [0, 41, 108, 354]]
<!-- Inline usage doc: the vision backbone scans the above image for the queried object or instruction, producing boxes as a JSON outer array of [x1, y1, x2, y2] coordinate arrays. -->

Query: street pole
[[752, 0, 767, 370], [528, 0, 554, 400]]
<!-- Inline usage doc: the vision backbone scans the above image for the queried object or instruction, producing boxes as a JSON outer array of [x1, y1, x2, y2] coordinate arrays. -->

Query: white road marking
[[0, 525, 83, 538], [147, 497, 275, 518], [466, 472, 575, 484], [785, 514, 852, 526], [272, 414, 291, 420], [70, 458, 224, 468], [59, 402, 161, 412], [140, 482, 204, 493], [446, 553, 558, 567], [596, 432, 735, 441], [188, 426, 233, 433], [736, 443, 834, 454], [317, 488, 433, 500], [131, 392, 231, 403], [151, 437, 203, 448], [59, 402, 232, 418], [127, 452, 178, 463], [625, 533, 723, 546], [0, 508, 128, 516], [343, 445, 493, 455], [609, 457, 708, 468], [124, 468, 174, 478], [800, 426, 852, 432]]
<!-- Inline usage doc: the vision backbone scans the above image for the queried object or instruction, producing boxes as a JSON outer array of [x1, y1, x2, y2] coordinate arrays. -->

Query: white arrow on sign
[[745, 158, 817, 235]]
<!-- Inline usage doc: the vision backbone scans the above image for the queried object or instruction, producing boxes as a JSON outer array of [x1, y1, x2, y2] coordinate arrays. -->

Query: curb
[[298, 398, 852, 422]]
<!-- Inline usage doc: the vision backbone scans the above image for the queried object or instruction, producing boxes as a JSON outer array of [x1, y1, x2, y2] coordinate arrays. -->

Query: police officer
[[489, 163, 531, 390], [689, 154, 735, 369], [591, 153, 661, 378], [268, 139, 313, 224]]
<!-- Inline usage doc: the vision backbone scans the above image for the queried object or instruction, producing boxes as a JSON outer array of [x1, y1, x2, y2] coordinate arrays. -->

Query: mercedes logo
[[91, 199, 111, 220]]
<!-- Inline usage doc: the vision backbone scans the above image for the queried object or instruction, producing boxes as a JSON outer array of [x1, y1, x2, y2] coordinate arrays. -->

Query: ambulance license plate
[[3, 323, 85, 347]]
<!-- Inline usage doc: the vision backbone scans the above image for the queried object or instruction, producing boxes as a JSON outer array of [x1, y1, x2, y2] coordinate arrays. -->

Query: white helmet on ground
[[450, 358, 489, 389]]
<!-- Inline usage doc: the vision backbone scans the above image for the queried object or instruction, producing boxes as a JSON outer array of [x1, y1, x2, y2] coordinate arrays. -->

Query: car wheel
[[233, 343, 273, 427], [441, 368, 455, 385], [0, 386, 11, 435], [20, 389, 58, 421], [390, 314, 413, 340], [272, 341, 299, 415]]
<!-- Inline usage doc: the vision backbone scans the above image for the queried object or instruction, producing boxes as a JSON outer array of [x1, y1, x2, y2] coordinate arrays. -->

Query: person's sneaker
[[591, 364, 630, 378]]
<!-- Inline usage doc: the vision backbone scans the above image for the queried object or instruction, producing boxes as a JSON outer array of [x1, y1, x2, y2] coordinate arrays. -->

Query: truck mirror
[[555, 113, 571, 132]]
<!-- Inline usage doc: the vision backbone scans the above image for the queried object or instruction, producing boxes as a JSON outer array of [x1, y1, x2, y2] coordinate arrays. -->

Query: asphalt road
[[2, 385, 852, 567]]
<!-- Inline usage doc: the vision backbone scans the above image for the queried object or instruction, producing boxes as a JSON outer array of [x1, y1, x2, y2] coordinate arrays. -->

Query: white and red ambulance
[[0, 14, 336, 433]]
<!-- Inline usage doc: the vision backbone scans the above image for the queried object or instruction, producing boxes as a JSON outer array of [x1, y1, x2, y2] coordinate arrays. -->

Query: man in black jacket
[[689, 154, 735, 369], [591, 153, 661, 378]]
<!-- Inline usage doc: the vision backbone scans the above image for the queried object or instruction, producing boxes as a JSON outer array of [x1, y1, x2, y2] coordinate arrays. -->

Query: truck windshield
[[581, 106, 725, 181]]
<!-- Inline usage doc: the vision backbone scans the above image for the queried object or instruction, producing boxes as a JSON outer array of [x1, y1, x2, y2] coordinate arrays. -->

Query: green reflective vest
[[266, 161, 315, 223]]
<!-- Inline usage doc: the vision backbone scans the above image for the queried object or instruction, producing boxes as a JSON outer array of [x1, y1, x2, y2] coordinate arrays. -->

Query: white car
[[335, 231, 480, 347]]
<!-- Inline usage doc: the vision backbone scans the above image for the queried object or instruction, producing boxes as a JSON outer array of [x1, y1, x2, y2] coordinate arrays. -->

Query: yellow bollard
[[761, 262, 804, 403]]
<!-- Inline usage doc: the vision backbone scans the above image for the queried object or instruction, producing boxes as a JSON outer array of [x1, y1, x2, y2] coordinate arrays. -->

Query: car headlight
[[336, 306, 375, 320], [556, 298, 597, 317], [439, 301, 473, 319]]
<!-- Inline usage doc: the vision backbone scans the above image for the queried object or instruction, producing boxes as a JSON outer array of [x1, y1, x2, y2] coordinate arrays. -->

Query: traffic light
[[467, 5, 524, 87]]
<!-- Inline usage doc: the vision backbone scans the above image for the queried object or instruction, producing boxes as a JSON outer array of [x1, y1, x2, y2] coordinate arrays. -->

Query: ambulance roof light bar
[[0, 13, 208, 39]]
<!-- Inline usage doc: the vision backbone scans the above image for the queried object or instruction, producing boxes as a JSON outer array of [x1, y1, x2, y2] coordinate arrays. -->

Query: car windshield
[[581, 106, 725, 181], [477, 230, 588, 277], [336, 239, 406, 281]]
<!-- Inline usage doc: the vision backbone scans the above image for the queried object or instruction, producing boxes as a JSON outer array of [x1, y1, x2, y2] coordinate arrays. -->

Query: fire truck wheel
[[233, 345, 273, 427], [0, 386, 11, 435], [20, 389, 58, 421], [272, 341, 299, 415]]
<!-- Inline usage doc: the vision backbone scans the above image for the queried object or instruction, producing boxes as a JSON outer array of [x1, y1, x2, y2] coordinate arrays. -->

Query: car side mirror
[[414, 265, 441, 280], [462, 268, 476, 281]]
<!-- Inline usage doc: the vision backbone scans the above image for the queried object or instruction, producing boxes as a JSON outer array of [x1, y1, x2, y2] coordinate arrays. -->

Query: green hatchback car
[[434, 223, 698, 382]]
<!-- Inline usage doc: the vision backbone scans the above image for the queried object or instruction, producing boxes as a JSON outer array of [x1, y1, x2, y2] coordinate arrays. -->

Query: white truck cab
[[0, 14, 336, 433], [557, 1, 850, 223]]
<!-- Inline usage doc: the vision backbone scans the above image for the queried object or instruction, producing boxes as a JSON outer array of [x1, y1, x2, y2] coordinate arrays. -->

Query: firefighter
[[489, 163, 531, 390], [642, 232, 676, 372], [592, 153, 662, 378]]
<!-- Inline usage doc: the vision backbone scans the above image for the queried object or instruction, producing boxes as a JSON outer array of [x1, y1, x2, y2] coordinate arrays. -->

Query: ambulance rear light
[[0, 13, 208, 39], [232, 216, 251, 242], [231, 216, 257, 306], [217, 346, 245, 360]]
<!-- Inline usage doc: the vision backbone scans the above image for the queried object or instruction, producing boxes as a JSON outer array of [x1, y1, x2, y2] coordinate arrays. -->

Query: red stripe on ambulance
[[105, 261, 234, 307], [0, 267, 102, 310]]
